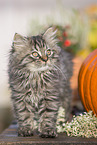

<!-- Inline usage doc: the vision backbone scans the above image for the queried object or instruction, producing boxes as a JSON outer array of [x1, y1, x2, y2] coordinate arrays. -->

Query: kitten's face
[[27, 36, 59, 72], [12, 28, 60, 72]]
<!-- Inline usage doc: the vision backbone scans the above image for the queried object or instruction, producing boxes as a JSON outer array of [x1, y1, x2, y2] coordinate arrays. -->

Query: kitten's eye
[[32, 52, 39, 57], [46, 49, 52, 56]]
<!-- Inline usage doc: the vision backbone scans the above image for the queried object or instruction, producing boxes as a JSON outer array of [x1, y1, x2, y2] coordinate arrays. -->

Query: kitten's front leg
[[38, 98, 59, 138], [13, 98, 34, 137], [17, 113, 34, 137]]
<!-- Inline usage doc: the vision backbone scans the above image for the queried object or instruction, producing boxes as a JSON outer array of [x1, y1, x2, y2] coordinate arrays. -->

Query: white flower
[[56, 110, 97, 138]]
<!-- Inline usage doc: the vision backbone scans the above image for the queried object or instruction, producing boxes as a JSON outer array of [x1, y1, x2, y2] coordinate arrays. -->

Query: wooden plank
[[0, 124, 97, 145]]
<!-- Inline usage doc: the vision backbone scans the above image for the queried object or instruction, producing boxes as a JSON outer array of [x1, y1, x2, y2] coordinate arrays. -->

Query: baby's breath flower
[[56, 107, 97, 138]]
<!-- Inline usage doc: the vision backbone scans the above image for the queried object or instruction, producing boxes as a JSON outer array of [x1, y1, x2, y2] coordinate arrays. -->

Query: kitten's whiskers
[[52, 64, 67, 80]]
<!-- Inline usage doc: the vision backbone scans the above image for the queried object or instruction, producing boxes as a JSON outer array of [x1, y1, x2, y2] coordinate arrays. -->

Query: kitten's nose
[[41, 55, 48, 62]]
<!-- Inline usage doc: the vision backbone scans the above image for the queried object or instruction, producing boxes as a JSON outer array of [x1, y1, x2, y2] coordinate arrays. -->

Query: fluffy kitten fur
[[8, 27, 73, 138]]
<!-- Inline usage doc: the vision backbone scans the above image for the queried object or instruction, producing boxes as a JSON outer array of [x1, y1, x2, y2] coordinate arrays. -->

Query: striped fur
[[8, 27, 73, 137]]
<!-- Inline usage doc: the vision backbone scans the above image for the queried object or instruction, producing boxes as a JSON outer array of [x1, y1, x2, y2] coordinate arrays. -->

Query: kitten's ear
[[43, 27, 58, 47], [12, 33, 27, 51], [13, 33, 25, 41]]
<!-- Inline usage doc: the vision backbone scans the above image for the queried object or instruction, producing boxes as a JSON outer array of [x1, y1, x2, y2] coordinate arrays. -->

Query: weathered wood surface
[[0, 124, 97, 145]]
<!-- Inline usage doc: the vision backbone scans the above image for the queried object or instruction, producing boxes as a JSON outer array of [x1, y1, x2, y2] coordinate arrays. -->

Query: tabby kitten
[[8, 27, 73, 138]]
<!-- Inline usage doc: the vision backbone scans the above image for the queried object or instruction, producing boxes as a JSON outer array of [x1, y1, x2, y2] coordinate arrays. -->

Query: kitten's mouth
[[27, 64, 50, 72], [34, 65, 50, 72]]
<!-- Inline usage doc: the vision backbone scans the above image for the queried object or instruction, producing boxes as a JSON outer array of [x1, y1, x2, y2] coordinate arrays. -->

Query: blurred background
[[0, 0, 97, 133]]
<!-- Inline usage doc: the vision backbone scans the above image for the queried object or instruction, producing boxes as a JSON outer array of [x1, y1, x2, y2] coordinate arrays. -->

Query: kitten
[[8, 27, 73, 138]]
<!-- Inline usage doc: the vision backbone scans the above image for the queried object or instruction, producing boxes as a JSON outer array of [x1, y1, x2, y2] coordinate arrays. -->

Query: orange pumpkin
[[78, 49, 97, 116]]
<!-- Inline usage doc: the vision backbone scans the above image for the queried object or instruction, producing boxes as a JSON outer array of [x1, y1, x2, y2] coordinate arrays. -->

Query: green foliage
[[54, 25, 81, 55]]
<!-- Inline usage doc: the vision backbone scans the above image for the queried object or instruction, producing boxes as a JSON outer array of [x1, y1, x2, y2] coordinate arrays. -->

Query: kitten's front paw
[[39, 129, 58, 138], [18, 126, 33, 137]]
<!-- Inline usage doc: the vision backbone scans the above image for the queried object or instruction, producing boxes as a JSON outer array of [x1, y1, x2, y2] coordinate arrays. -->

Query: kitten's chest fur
[[25, 70, 59, 108]]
